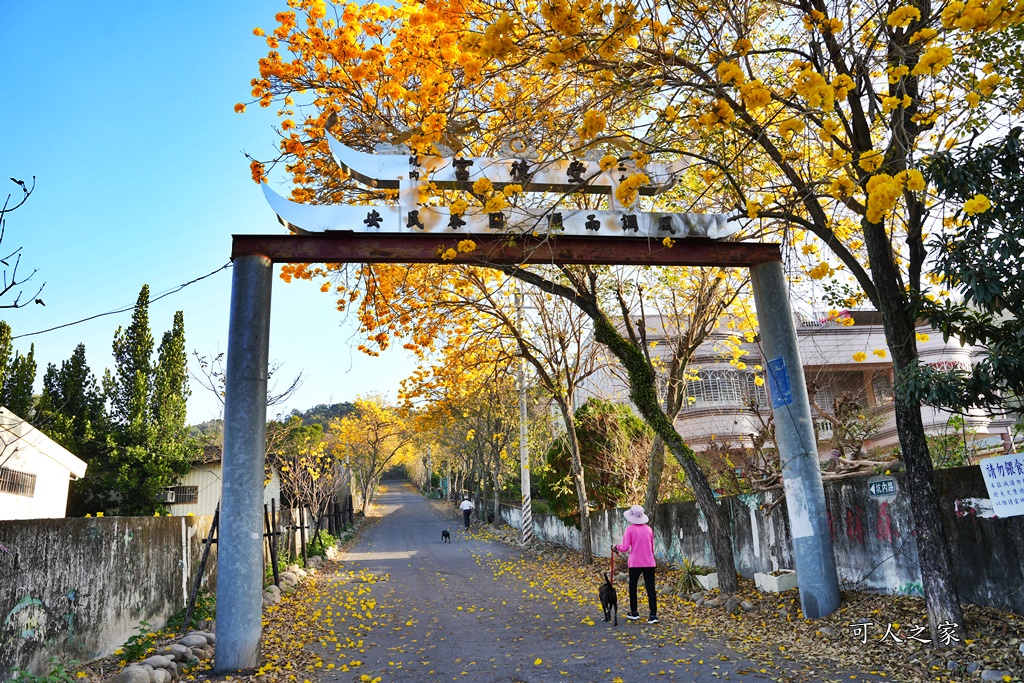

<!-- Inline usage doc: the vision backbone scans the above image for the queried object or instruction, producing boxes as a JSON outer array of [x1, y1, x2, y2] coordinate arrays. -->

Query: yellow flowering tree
[[329, 395, 414, 512], [243, 0, 1024, 622], [417, 0, 1023, 639]]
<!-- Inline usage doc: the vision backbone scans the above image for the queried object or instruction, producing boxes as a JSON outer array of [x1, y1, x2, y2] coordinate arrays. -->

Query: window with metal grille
[[685, 369, 743, 407], [872, 373, 894, 406], [0, 466, 37, 497], [744, 373, 769, 409], [811, 386, 836, 416], [169, 485, 199, 504]]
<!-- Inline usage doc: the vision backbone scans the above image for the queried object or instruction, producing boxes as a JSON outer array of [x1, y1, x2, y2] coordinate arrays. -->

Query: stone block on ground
[[689, 591, 706, 602], [152, 669, 170, 683], [185, 630, 214, 645], [106, 666, 150, 683], [724, 596, 742, 613], [139, 656, 172, 670], [818, 625, 836, 636], [740, 600, 756, 612], [177, 634, 208, 649], [980, 670, 1011, 682], [705, 596, 726, 608]]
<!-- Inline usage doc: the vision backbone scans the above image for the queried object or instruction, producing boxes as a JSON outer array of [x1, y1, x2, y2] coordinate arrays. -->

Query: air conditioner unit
[[158, 490, 176, 503]]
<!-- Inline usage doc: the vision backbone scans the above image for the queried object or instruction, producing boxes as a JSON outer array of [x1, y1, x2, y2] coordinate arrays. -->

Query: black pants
[[628, 566, 657, 617], [463, 509, 471, 528]]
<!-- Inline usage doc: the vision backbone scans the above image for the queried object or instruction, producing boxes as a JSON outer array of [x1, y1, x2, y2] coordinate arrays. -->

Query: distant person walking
[[614, 504, 657, 623], [460, 497, 473, 529]]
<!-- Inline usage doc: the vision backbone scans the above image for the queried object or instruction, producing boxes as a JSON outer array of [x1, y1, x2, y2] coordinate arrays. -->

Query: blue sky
[[1, 1, 416, 424]]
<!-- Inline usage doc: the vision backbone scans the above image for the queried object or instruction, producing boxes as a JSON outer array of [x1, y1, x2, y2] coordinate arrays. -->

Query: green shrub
[[307, 529, 337, 558], [8, 657, 81, 683], [119, 621, 155, 662], [676, 559, 714, 594], [531, 499, 551, 515], [165, 590, 215, 633]]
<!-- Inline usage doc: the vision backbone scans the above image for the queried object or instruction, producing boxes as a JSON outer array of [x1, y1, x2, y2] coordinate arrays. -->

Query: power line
[[12, 261, 233, 340]]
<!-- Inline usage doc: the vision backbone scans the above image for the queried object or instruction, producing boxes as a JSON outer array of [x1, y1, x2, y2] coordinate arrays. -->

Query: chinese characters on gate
[[979, 452, 1024, 518]]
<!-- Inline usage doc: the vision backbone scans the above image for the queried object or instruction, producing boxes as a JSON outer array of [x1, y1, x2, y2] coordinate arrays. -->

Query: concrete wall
[[0, 515, 217, 677], [501, 465, 1024, 614]]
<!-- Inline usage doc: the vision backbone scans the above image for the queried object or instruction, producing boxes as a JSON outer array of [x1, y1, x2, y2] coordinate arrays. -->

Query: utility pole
[[517, 290, 533, 546]]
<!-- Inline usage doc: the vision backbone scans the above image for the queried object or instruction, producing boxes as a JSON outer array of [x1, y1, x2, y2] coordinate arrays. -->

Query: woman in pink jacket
[[615, 505, 657, 623]]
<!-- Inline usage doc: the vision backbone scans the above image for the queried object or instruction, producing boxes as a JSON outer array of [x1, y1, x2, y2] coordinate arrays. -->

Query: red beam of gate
[[232, 233, 781, 267]]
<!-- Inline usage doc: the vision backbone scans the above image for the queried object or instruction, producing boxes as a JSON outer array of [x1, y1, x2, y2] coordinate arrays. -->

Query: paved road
[[318, 482, 794, 683]]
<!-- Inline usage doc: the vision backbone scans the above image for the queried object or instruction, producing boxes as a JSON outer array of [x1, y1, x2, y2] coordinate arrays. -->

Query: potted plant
[[754, 569, 799, 593], [677, 559, 718, 592]]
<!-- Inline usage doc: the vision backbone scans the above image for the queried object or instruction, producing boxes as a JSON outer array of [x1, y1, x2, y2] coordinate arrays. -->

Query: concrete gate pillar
[[750, 260, 841, 619], [215, 254, 273, 671]]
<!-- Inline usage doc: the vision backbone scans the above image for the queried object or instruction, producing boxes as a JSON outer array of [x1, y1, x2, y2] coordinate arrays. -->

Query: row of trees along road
[[243, 0, 1024, 642], [1, 286, 198, 515]]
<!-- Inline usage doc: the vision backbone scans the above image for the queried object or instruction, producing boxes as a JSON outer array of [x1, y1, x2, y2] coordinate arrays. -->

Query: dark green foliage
[[535, 398, 652, 521], [0, 321, 12, 392], [907, 128, 1024, 414], [7, 656, 81, 683], [110, 285, 154, 449], [118, 621, 154, 662], [165, 590, 215, 633], [290, 402, 355, 427], [91, 286, 196, 515], [2, 343, 36, 418], [35, 344, 109, 516], [151, 311, 199, 483]]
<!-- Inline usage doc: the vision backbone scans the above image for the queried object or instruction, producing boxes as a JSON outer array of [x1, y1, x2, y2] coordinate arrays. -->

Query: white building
[[166, 445, 282, 517], [0, 407, 87, 520], [581, 310, 1017, 459]]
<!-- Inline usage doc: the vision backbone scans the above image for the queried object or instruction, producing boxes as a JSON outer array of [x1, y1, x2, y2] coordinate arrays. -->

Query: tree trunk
[[644, 436, 666, 521], [862, 215, 964, 644], [557, 400, 593, 564], [492, 450, 502, 526], [592, 315, 737, 592]]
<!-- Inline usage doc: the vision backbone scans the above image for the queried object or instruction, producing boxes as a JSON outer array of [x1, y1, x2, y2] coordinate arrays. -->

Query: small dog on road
[[441, 529, 451, 543], [599, 572, 618, 625]]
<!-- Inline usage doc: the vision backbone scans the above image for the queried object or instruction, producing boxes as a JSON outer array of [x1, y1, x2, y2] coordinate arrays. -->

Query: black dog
[[599, 573, 618, 625], [441, 529, 451, 543]]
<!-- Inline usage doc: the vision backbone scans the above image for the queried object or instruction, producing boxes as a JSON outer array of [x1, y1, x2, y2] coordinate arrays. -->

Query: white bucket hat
[[623, 505, 649, 525]]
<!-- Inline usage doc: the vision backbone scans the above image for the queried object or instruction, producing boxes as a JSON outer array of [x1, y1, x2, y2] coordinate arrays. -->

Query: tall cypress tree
[[2, 344, 36, 418], [0, 321, 12, 395], [111, 285, 153, 449], [101, 286, 196, 515], [152, 311, 197, 482], [37, 344, 109, 516]]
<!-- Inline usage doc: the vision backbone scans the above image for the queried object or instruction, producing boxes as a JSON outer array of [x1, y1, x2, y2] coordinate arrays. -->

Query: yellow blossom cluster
[[808, 262, 834, 280], [578, 109, 607, 140], [698, 99, 735, 127], [779, 119, 806, 140], [865, 174, 903, 222], [963, 194, 992, 215], [717, 61, 745, 87], [740, 80, 772, 109], [941, 0, 1024, 31], [615, 172, 650, 206], [887, 5, 922, 27], [912, 45, 954, 76], [794, 66, 835, 109]]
